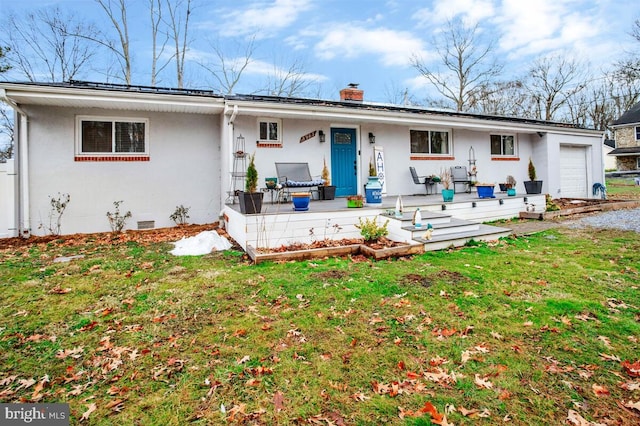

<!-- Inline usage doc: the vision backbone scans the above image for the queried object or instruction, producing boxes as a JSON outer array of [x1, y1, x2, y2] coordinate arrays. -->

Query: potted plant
[[318, 157, 336, 200], [347, 194, 364, 208], [238, 153, 264, 214], [475, 181, 496, 198], [291, 192, 311, 211], [524, 158, 543, 194], [440, 168, 454, 202], [365, 158, 382, 204], [499, 175, 516, 192]]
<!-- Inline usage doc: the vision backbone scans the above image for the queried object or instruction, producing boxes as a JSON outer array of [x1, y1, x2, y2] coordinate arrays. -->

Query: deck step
[[414, 224, 512, 251], [403, 218, 480, 237], [390, 210, 452, 225]]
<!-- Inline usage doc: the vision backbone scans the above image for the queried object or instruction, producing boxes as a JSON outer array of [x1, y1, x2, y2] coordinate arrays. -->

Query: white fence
[[0, 159, 17, 238]]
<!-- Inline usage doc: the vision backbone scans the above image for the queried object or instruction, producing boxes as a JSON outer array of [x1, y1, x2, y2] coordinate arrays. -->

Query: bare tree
[[199, 36, 257, 94], [261, 55, 317, 97], [164, 0, 193, 88], [95, 0, 132, 84], [525, 55, 588, 121], [149, 0, 167, 86], [472, 80, 535, 118], [382, 81, 420, 106], [411, 19, 501, 111], [1, 8, 99, 82]]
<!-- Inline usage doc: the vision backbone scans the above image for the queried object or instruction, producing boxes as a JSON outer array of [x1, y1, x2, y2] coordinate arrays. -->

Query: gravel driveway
[[506, 207, 640, 235]]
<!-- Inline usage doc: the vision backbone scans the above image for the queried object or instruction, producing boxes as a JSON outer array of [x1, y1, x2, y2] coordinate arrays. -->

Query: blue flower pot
[[477, 185, 496, 199], [291, 193, 311, 211]]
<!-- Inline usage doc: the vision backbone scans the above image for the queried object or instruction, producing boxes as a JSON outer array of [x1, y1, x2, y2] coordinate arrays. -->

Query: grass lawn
[[0, 182, 639, 425]]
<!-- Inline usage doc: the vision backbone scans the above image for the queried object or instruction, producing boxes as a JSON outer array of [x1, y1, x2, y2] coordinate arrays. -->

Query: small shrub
[[246, 153, 258, 193], [170, 205, 190, 225], [528, 158, 537, 181], [356, 217, 389, 242], [106, 200, 132, 233], [40, 192, 70, 235]]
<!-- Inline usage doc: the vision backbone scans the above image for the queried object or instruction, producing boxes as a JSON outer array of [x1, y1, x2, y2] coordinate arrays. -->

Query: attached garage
[[559, 145, 588, 198]]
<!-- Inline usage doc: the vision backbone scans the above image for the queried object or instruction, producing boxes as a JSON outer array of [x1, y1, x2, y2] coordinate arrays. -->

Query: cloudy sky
[[2, 0, 639, 103]]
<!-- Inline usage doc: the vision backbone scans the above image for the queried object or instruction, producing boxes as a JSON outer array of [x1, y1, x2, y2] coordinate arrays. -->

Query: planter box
[[442, 189, 454, 202], [247, 244, 361, 264], [359, 242, 424, 260], [246, 241, 424, 264]]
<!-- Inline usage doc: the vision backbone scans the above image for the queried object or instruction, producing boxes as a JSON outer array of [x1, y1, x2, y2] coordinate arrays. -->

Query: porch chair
[[409, 167, 436, 195], [450, 166, 472, 193], [275, 162, 325, 201]]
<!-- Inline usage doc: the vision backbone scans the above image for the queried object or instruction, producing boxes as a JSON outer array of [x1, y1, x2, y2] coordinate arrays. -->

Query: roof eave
[[0, 82, 225, 114]]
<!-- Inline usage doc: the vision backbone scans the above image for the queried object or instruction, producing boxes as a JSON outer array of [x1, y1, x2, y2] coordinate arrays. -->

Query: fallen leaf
[[623, 400, 640, 411], [273, 391, 285, 412], [622, 360, 640, 377], [599, 353, 621, 362], [237, 355, 250, 365], [351, 392, 370, 401], [490, 331, 504, 340], [592, 384, 610, 396], [597, 335, 612, 348], [567, 409, 589, 426], [80, 403, 97, 422], [474, 374, 493, 389]]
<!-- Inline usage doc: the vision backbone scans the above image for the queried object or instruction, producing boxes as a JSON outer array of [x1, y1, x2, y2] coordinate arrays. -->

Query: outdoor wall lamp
[[368, 132, 376, 144], [318, 130, 326, 143]]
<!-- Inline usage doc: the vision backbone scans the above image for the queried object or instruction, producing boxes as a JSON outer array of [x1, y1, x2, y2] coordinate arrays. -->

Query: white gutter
[[0, 89, 30, 237]]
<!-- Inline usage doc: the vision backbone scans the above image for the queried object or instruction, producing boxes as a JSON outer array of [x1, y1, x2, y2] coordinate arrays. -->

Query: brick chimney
[[340, 83, 363, 102]]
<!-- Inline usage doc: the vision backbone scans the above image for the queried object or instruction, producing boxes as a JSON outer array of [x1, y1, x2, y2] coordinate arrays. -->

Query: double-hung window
[[258, 118, 282, 145], [490, 134, 516, 156], [77, 116, 148, 157], [635, 126, 640, 141], [410, 130, 450, 155]]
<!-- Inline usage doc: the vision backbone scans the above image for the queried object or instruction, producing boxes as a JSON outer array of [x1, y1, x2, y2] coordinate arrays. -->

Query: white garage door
[[560, 146, 588, 198]]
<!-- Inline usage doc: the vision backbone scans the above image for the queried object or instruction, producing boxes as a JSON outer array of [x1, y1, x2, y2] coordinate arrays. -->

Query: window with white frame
[[635, 126, 640, 141], [490, 134, 516, 156], [77, 116, 148, 155], [410, 129, 450, 155], [258, 118, 281, 143]]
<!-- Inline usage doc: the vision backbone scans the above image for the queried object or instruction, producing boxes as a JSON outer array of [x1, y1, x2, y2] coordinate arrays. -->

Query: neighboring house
[[0, 81, 604, 239], [610, 102, 640, 171], [603, 139, 617, 171]]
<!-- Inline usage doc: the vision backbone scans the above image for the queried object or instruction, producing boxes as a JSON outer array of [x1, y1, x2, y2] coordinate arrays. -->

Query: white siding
[[25, 106, 221, 236]]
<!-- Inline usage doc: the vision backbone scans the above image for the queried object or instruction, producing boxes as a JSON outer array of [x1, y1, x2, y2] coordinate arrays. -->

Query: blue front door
[[331, 128, 357, 197]]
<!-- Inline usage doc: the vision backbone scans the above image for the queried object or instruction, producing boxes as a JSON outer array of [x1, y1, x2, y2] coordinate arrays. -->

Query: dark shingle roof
[[612, 101, 640, 126], [608, 147, 640, 156]]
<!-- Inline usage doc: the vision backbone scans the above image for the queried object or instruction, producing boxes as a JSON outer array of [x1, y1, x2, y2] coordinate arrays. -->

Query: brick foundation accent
[[75, 156, 150, 162]]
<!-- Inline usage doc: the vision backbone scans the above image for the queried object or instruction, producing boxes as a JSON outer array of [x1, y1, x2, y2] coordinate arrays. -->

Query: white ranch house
[[0, 81, 605, 250]]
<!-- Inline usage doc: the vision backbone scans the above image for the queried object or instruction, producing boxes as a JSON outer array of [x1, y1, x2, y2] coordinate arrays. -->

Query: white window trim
[[75, 115, 149, 156], [490, 134, 518, 157], [409, 128, 452, 156], [257, 117, 282, 144]]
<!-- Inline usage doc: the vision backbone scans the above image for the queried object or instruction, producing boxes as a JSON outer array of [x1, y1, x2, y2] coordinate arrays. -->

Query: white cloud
[[244, 59, 328, 82], [216, 0, 313, 39], [492, 0, 597, 58], [413, 0, 496, 27], [314, 26, 427, 67]]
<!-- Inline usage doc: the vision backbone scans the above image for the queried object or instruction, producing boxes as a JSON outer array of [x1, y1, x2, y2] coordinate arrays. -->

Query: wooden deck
[[222, 192, 547, 252]]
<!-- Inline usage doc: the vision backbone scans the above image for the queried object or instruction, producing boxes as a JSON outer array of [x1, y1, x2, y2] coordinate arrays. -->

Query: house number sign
[[299, 130, 317, 143]]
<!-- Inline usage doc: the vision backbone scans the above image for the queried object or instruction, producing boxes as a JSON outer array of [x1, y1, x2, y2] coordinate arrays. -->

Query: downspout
[[0, 89, 30, 237]]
